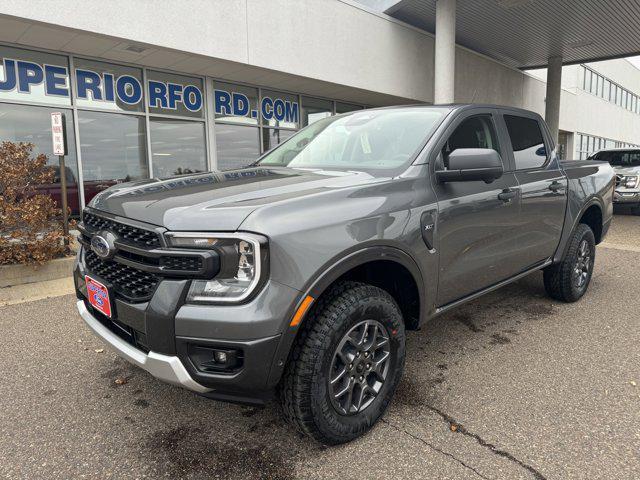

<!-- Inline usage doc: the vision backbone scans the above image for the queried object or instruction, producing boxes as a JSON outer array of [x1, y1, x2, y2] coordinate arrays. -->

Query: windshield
[[258, 107, 448, 173], [592, 150, 640, 167]]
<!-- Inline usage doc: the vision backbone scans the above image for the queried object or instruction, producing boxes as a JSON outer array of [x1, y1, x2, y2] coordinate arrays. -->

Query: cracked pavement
[[1, 214, 639, 479]]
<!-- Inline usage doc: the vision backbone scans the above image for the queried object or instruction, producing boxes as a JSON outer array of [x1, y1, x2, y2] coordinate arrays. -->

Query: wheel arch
[[267, 245, 425, 388], [554, 196, 604, 264], [305, 246, 425, 329]]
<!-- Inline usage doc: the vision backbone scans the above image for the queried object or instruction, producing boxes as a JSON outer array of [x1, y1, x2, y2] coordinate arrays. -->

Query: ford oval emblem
[[91, 233, 114, 259]]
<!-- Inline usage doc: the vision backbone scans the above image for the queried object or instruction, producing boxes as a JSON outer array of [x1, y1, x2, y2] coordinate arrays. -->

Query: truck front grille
[[160, 255, 204, 271], [84, 249, 159, 302]]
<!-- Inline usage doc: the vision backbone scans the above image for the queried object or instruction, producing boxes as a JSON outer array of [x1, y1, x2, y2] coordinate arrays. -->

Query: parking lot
[[0, 214, 638, 480]]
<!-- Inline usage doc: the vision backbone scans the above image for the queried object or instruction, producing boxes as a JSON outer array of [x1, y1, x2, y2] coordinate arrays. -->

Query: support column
[[545, 55, 563, 145], [434, 0, 456, 104]]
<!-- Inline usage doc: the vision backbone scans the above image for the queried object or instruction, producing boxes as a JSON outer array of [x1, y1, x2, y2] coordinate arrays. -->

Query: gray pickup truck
[[589, 148, 640, 213], [75, 104, 614, 444]]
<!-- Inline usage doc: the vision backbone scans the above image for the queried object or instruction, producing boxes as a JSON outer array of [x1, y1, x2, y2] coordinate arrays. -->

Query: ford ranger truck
[[589, 148, 640, 213], [75, 105, 614, 445]]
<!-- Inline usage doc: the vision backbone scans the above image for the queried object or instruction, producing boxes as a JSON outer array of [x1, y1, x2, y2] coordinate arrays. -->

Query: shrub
[[0, 141, 73, 265]]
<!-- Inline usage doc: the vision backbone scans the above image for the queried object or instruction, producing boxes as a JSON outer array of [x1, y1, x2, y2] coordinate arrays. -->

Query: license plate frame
[[85, 275, 113, 318]]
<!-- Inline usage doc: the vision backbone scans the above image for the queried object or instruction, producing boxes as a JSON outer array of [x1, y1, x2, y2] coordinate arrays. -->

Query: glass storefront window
[[149, 118, 206, 178], [301, 96, 333, 127], [262, 128, 295, 153], [213, 82, 259, 125], [336, 102, 363, 114], [261, 89, 298, 129], [74, 58, 144, 113], [214, 124, 260, 171], [147, 70, 204, 119], [0, 46, 71, 106], [78, 111, 148, 203], [0, 103, 80, 214]]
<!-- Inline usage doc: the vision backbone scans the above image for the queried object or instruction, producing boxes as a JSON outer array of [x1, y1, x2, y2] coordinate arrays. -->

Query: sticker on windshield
[[360, 133, 372, 154]]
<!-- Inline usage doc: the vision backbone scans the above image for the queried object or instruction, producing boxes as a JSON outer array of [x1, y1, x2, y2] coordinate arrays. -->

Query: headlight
[[165, 232, 267, 303], [624, 176, 639, 189]]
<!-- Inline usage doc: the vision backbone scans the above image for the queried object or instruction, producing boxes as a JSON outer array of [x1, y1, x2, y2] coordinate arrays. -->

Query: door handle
[[498, 189, 517, 202], [549, 181, 563, 192]]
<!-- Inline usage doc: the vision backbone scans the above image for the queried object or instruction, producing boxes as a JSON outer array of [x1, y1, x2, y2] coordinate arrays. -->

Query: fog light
[[214, 350, 228, 364], [189, 345, 243, 373]]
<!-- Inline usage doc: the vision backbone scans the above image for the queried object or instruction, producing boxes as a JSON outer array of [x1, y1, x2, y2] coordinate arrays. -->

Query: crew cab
[[75, 104, 614, 444]]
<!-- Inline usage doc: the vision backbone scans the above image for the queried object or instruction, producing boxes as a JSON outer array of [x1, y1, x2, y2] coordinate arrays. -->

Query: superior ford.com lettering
[[0, 57, 300, 122], [0, 58, 203, 112]]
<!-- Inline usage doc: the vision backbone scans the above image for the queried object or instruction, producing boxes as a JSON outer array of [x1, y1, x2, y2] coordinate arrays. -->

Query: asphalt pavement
[[1, 213, 639, 479]]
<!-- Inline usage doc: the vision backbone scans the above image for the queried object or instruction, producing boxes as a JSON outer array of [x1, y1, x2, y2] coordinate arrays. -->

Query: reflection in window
[[0, 103, 80, 214], [215, 124, 260, 171], [301, 96, 333, 127], [78, 111, 148, 204], [259, 108, 447, 172], [262, 128, 295, 153], [149, 118, 206, 178], [504, 115, 546, 170]]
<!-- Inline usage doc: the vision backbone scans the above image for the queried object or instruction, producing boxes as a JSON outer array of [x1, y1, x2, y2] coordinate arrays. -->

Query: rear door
[[499, 111, 567, 269], [432, 108, 523, 306]]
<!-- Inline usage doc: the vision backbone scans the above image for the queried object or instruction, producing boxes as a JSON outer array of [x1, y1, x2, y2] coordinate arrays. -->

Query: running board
[[434, 260, 553, 316]]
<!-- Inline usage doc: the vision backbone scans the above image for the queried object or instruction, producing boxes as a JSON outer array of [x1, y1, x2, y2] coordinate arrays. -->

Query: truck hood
[[612, 166, 640, 175], [88, 167, 380, 231]]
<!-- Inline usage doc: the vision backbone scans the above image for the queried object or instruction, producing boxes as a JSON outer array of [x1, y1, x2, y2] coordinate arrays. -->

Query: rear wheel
[[279, 281, 405, 445], [544, 223, 596, 302]]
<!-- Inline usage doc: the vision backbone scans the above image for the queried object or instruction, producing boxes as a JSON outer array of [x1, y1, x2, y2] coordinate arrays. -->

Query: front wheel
[[279, 282, 406, 445], [544, 223, 596, 302]]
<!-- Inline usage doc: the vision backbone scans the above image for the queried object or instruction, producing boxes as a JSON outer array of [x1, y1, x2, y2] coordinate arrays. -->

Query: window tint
[[504, 115, 547, 170], [149, 118, 206, 178], [0, 103, 80, 214], [78, 111, 148, 204], [215, 123, 260, 171], [595, 150, 640, 167], [442, 115, 499, 168]]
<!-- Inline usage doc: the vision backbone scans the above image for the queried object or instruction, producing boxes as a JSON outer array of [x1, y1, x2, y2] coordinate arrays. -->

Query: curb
[[0, 255, 76, 288]]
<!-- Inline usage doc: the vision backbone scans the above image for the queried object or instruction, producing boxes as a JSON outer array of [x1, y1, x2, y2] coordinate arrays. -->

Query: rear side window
[[504, 115, 547, 170]]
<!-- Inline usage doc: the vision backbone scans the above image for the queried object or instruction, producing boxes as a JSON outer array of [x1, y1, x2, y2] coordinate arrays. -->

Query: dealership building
[[0, 0, 639, 214]]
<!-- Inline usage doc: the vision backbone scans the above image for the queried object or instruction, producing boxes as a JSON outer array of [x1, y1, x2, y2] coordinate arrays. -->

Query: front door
[[432, 110, 522, 306]]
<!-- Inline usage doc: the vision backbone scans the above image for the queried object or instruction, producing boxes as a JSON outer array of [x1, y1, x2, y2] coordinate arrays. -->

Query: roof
[[594, 148, 640, 152], [383, 0, 640, 69]]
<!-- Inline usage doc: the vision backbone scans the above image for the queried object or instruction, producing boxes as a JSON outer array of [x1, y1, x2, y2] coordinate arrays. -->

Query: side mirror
[[435, 148, 504, 183]]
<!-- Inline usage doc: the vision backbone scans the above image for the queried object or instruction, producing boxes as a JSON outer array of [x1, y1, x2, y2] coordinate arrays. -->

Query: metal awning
[[384, 0, 640, 69]]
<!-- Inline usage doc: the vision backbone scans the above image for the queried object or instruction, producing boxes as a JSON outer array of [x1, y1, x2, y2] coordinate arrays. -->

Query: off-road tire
[[543, 223, 596, 302], [279, 281, 406, 445]]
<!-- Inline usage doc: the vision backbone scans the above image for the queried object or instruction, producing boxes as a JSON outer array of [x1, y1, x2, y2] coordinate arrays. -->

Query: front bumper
[[75, 248, 302, 404], [77, 299, 210, 393], [613, 190, 640, 204]]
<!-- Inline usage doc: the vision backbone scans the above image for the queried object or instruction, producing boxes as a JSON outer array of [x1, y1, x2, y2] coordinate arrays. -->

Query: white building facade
[[0, 0, 638, 214]]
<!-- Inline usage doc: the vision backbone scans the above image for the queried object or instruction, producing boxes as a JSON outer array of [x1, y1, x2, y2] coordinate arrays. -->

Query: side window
[[504, 115, 547, 170], [441, 115, 500, 168]]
